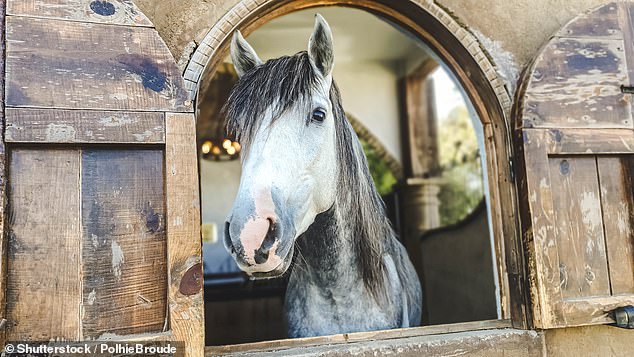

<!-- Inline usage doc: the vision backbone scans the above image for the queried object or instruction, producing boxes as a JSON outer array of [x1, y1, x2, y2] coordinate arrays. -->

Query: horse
[[223, 14, 422, 338]]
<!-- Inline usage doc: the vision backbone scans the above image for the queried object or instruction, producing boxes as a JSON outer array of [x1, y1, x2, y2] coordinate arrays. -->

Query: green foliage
[[359, 138, 397, 196], [437, 105, 484, 225]]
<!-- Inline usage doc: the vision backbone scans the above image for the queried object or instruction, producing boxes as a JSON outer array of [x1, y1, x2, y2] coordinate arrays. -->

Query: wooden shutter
[[0, 1, 203, 355], [516, 2, 634, 329]]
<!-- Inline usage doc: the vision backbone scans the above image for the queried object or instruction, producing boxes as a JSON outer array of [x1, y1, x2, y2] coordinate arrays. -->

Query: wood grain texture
[[0, 0, 8, 346], [7, 0, 153, 26], [5, 16, 190, 112], [515, 2, 634, 329], [520, 129, 565, 328], [520, 128, 634, 328], [597, 156, 634, 295], [212, 328, 543, 357], [548, 156, 609, 299], [517, 2, 634, 131], [6, 149, 81, 340], [6, 108, 165, 144], [165, 112, 204, 357], [619, 2, 634, 113], [537, 128, 634, 154], [207, 319, 512, 356], [81, 149, 167, 338], [557, 2, 621, 39], [401, 58, 440, 178], [521, 38, 630, 128]]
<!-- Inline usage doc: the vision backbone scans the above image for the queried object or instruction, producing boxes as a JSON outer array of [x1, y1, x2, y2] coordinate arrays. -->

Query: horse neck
[[293, 163, 390, 293], [293, 203, 354, 281]]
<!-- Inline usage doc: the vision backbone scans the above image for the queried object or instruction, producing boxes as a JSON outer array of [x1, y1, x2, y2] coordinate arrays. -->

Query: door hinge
[[613, 306, 634, 329]]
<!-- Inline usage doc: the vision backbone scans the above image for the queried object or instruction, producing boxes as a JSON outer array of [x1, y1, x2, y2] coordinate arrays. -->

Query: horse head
[[224, 14, 338, 277]]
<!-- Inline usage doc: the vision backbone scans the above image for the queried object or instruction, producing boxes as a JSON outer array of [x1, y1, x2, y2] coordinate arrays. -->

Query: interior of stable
[[196, 6, 499, 346]]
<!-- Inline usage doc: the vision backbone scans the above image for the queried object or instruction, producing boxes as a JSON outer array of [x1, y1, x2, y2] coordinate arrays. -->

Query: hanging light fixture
[[200, 137, 241, 161]]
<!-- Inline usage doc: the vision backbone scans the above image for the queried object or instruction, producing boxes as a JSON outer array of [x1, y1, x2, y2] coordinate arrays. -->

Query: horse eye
[[311, 108, 326, 122]]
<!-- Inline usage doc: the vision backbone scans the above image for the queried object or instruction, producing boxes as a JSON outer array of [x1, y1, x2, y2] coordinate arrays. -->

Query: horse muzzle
[[224, 214, 293, 277]]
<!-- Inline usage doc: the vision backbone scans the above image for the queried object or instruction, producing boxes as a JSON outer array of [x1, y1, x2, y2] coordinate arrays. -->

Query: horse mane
[[329, 82, 394, 301], [224, 51, 392, 301]]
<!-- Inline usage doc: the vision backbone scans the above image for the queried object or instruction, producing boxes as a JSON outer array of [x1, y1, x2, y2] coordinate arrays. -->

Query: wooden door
[[516, 2, 634, 329], [0, 1, 203, 355]]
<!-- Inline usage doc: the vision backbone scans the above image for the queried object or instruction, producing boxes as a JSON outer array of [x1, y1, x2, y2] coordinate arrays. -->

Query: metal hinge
[[509, 157, 516, 181], [613, 306, 634, 329]]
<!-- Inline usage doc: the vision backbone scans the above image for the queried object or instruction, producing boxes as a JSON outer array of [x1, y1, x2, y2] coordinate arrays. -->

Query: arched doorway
[[186, 0, 526, 341]]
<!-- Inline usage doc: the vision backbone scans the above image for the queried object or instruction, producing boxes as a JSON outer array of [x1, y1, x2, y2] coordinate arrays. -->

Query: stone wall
[[136, 0, 608, 75]]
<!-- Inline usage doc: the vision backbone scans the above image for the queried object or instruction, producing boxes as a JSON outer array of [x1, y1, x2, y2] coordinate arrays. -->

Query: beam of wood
[[0, 0, 8, 346], [206, 319, 512, 355], [6, 108, 165, 144], [548, 156, 610, 299], [5, 16, 191, 112], [207, 327, 542, 357], [81, 149, 167, 338], [400, 58, 440, 178], [520, 129, 566, 329], [7, 0, 153, 27], [6, 149, 81, 340], [597, 156, 634, 295], [165, 112, 204, 357], [535, 128, 634, 154]]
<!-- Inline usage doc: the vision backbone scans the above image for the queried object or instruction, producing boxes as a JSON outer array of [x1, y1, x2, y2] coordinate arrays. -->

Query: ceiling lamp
[[200, 138, 241, 161]]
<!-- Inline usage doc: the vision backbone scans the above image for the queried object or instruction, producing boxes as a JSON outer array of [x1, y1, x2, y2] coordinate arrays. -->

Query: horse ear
[[231, 30, 263, 77], [308, 14, 334, 77]]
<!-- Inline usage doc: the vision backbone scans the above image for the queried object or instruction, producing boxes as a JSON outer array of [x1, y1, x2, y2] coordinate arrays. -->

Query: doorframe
[[184, 0, 529, 329]]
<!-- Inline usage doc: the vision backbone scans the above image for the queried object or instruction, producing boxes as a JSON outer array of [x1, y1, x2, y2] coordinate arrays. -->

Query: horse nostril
[[254, 218, 278, 264], [224, 221, 235, 254]]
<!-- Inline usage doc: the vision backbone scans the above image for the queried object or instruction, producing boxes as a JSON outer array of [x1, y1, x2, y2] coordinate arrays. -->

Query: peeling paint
[[111, 240, 125, 279], [87, 289, 97, 305], [580, 191, 602, 229], [46, 123, 76, 142], [133, 130, 155, 142], [99, 115, 134, 127]]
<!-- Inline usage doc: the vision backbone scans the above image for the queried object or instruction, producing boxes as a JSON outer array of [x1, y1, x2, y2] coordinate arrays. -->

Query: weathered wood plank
[[521, 129, 565, 328], [562, 295, 634, 326], [207, 319, 512, 356], [401, 58, 440, 178], [5, 108, 165, 144], [548, 156, 610, 299], [207, 324, 542, 357], [6, 149, 81, 340], [522, 38, 630, 128], [557, 2, 621, 39], [165, 112, 204, 356], [538, 128, 634, 154], [619, 2, 634, 115], [0, 0, 9, 346], [81, 149, 167, 338], [597, 156, 634, 295], [5, 16, 190, 112], [7, 0, 153, 27]]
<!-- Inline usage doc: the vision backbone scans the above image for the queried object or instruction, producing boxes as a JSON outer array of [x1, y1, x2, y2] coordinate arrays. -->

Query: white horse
[[223, 14, 422, 338]]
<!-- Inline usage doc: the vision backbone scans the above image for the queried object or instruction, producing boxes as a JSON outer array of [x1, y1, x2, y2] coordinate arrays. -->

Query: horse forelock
[[224, 51, 319, 153]]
